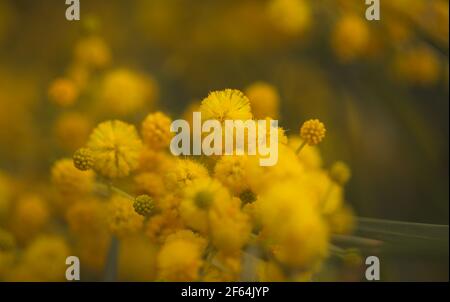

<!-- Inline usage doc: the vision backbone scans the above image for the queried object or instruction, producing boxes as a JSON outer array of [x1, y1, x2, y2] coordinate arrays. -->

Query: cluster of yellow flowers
[[0, 68, 357, 280], [0, 0, 447, 282], [8, 86, 351, 282]]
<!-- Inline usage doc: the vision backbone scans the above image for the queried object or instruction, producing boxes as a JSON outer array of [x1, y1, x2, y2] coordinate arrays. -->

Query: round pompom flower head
[[267, 0, 312, 35], [165, 159, 209, 193], [297, 119, 326, 154], [19, 235, 71, 281], [194, 190, 214, 209], [87, 120, 143, 179], [51, 159, 94, 197], [300, 119, 326, 145], [200, 89, 252, 122], [141, 112, 173, 150], [99, 69, 157, 115], [245, 82, 280, 119], [133, 194, 155, 217], [329, 161, 351, 186], [331, 15, 369, 62], [54, 112, 92, 151], [180, 178, 231, 234], [74, 36, 111, 69], [108, 195, 144, 238], [48, 78, 79, 107], [156, 231, 206, 281], [213, 155, 250, 196], [73, 148, 94, 171], [239, 189, 257, 204]]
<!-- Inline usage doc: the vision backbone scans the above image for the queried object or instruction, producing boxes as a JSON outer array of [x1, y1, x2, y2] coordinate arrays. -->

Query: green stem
[[198, 244, 216, 280], [295, 141, 307, 155], [240, 245, 259, 281], [98, 181, 127, 282], [109, 185, 135, 200], [356, 217, 449, 241], [94, 182, 135, 201], [103, 236, 120, 282], [331, 234, 383, 248]]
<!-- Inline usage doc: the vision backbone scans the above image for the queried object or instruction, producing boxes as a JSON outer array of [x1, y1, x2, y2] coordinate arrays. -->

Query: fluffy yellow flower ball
[[329, 161, 351, 186], [51, 158, 95, 197], [10, 194, 50, 244], [145, 207, 184, 243], [165, 159, 209, 193], [267, 0, 311, 35], [166, 229, 207, 249], [180, 178, 231, 234], [245, 144, 304, 193], [108, 195, 144, 238], [138, 148, 174, 173], [134, 172, 166, 199], [200, 89, 253, 122], [245, 82, 280, 119], [141, 111, 173, 149], [331, 15, 370, 62], [394, 46, 441, 86], [118, 235, 158, 281], [156, 230, 206, 281], [300, 119, 326, 146], [48, 78, 79, 107], [99, 69, 157, 115], [13, 236, 70, 281], [214, 155, 251, 196], [74, 36, 111, 68], [326, 205, 355, 235], [257, 181, 329, 270], [66, 199, 108, 237], [87, 120, 143, 178], [300, 170, 344, 214], [54, 112, 92, 151], [73, 235, 110, 276], [209, 197, 251, 254]]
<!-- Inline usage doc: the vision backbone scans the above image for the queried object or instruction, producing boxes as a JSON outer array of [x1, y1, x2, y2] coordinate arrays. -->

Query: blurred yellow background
[[0, 0, 448, 281]]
